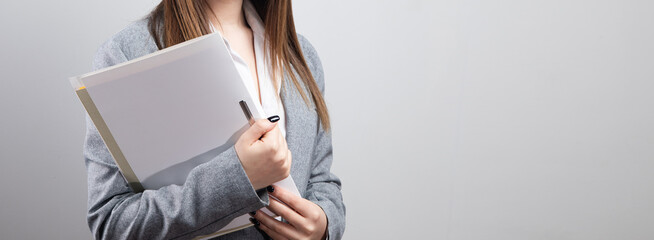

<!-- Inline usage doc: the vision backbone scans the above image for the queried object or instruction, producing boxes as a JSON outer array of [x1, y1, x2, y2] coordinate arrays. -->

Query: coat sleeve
[[297, 34, 347, 240], [84, 38, 270, 240]]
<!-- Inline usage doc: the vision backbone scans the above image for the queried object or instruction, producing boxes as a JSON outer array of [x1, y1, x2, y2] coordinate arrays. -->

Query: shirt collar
[[242, 0, 265, 40], [208, 0, 280, 95]]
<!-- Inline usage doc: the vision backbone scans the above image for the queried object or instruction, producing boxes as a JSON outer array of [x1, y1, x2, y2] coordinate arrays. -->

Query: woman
[[83, 0, 345, 239]]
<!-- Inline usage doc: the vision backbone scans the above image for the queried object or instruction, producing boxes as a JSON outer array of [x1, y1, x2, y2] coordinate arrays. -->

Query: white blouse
[[210, 0, 286, 137]]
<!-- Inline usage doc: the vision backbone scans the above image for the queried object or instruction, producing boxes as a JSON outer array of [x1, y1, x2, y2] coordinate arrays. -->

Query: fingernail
[[249, 217, 260, 227], [248, 211, 256, 217], [266, 185, 275, 193], [267, 115, 280, 123]]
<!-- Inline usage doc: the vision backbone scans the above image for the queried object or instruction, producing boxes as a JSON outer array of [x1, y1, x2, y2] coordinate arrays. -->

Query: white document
[[70, 33, 299, 238]]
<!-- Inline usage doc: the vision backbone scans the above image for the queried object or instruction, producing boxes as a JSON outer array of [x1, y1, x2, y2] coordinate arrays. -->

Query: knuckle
[[306, 224, 316, 233], [269, 141, 279, 152], [279, 150, 288, 162], [272, 150, 282, 161], [275, 158, 284, 169], [265, 143, 276, 154], [270, 222, 282, 233], [311, 210, 321, 220], [280, 148, 288, 159]]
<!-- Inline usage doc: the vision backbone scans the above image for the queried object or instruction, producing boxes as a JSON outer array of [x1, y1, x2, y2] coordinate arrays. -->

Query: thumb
[[240, 116, 279, 144]]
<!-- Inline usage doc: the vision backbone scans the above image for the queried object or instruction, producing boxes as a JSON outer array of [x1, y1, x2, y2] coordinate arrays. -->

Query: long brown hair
[[147, 0, 330, 131]]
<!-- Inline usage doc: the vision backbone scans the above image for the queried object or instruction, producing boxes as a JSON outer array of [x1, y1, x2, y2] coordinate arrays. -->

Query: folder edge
[[76, 87, 145, 192], [192, 223, 255, 240]]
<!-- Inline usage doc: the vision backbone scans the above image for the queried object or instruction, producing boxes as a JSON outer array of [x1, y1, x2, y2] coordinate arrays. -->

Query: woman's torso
[[91, 17, 326, 239]]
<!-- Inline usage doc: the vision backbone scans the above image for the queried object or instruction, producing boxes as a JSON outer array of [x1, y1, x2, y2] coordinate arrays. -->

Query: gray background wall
[[1, 0, 653, 239]]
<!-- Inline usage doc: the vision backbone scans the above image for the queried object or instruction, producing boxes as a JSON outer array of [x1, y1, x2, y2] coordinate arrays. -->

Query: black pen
[[239, 100, 255, 126]]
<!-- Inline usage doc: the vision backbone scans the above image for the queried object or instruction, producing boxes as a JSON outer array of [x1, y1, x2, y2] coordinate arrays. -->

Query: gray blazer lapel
[[280, 74, 319, 195]]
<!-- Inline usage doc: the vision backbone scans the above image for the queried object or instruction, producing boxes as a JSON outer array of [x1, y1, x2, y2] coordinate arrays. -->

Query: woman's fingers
[[266, 197, 305, 229], [234, 115, 291, 190], [242, 119, 277, 145], [269, 184, 306, 214], [257, 222, 288, 240], [263, 127, 280, 149], [259, 187, 328, 238], [254, 210, 300, 239]]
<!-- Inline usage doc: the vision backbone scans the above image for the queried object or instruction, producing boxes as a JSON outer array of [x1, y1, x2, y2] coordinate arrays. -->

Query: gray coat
[[83, 18, 345, 239]]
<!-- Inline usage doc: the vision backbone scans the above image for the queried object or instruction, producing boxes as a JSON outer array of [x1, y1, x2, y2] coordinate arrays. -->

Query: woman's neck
[[206, 0, 248, 35]]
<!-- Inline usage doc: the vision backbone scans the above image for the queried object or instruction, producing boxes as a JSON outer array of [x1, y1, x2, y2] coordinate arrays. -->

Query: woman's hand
[[253, 185, 328, 240], [235, 117, 292, 190]]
